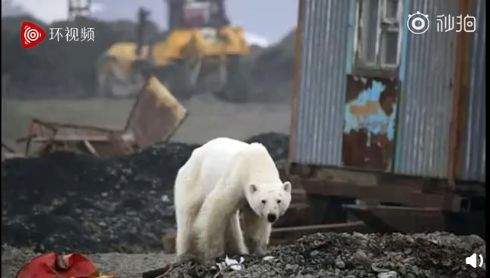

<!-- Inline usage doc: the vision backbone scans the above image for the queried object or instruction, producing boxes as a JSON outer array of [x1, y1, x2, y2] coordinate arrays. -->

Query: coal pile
[[214, 30, 295, 103], [1, 133, 288, 253], [166, 232, 486, 278], [247, 31, 294, 103], [245, 132, 289, 162]]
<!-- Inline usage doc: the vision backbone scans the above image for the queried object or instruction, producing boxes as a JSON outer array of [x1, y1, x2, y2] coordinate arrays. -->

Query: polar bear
[[174, 137, 291, 263]]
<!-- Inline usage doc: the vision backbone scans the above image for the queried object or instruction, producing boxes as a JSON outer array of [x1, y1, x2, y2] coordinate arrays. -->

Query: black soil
[[1, 133, 289, 253]]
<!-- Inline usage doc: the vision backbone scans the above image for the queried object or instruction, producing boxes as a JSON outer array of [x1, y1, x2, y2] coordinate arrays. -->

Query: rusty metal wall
[[394, 0, 459, 178], [342, 76, 399, 171], [292, 0, 350, 166], [459, 0, 486, 182]]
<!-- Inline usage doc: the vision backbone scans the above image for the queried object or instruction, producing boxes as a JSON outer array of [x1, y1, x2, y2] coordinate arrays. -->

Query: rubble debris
[[18, 76, 186, 158], [2, 133, 288, 253], [124, 76, 187, 148], [165, 232, 486, 277], [2, 142, 23, 161]]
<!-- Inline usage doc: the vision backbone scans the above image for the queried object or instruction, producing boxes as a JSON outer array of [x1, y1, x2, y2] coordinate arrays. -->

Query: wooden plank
[[301, 178, 464, 211], [31, 118, 119, 132], [448, 0, 472, 187], [271, 221, 367, 240], [31, 135, 110, 142], [82, 140, 99, 156], [344, 204, 445, 233]]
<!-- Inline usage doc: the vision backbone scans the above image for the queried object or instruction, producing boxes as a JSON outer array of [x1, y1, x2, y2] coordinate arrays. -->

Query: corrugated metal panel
[[459, 0, 486, 182], [293, 0, 350, 166], [394, 0, 458, 178]]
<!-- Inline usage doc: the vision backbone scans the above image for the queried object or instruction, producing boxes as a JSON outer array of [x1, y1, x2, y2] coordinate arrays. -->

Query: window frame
[[353, 0, 403, 78]]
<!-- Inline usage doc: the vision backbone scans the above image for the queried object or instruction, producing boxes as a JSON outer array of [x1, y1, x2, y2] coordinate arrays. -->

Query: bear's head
[[245, 181, 292, 223]]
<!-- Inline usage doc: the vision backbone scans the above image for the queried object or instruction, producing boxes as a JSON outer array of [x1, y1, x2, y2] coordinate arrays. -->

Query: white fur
[[174, 137, 292, 263]]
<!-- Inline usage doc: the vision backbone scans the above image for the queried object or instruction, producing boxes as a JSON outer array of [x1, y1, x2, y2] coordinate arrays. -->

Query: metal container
[[292, 0, 350, 167], [458, 0, 486, 182], [394, 0, 458, 178]]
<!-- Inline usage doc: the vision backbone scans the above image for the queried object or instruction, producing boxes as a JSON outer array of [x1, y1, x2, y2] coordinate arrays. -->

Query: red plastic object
[[17, 252, 98, 278]]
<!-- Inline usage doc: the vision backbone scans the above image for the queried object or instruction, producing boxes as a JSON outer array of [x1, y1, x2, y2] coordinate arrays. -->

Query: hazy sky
[[8, 0, 298, 44]]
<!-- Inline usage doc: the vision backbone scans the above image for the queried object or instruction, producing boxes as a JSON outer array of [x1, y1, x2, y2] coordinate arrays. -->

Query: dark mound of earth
[[166, 232, 486, 278], [1, 133, 289, 253]]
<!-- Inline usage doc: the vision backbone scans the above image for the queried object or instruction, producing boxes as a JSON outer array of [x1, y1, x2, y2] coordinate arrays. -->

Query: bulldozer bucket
[[124, 76, 187, 148]]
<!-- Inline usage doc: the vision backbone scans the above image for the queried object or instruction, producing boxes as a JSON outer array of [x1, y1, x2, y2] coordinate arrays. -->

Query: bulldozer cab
[[168, 0, 229, 29]]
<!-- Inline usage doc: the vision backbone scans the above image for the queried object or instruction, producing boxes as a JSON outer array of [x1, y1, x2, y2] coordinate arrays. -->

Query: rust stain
[[350, 101, 382, 117], [342, 75, 399, 171]]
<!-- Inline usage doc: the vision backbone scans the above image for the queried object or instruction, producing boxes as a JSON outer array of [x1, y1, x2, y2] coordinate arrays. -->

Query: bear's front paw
[[177, 253, 196, 264], [201, 249, 223, 266], [201, 256, 217, 267], [254, 246, 267, 256]]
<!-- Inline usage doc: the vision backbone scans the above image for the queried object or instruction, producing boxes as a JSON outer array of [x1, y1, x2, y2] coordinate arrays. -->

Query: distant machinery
[[97, 0, 250, 100]]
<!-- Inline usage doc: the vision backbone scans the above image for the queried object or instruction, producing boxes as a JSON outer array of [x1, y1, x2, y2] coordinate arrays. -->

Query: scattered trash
[[377, 271, 398, 278], [262, 256, 275, 261], [223, 256, 245, 271], [161, 194, 170, 203]]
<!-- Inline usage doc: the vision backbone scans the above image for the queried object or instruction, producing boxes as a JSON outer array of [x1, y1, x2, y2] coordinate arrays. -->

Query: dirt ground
[[1, 245, 175, 278], [1, 92, 290, 152], [2, 231, 486, 278], [88, 252, 175, 278]]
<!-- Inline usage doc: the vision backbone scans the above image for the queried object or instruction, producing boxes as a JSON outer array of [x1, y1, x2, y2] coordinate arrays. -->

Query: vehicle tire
[[215, 55, 249, 102], [156, 59, 199, 100]]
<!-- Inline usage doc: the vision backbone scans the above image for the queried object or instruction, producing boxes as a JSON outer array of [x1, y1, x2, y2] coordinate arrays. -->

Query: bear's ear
[[249, 184, 258, 193], [283, 181, 291, 193]]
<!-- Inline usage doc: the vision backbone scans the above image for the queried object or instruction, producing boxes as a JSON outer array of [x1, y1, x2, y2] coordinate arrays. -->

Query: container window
[[355, 0, 401, 74]]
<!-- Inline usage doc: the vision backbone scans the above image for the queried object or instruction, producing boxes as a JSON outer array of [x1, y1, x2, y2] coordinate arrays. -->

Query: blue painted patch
[[344, 80, 397, 141]]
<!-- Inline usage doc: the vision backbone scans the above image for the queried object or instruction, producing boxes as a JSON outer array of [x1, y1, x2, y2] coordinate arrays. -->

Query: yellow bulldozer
[[97, 0, 250, 101]]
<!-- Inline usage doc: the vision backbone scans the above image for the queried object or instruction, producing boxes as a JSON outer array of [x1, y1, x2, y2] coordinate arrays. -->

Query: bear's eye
[[261, 200, 266, 204], [277, 200, 281, 204]]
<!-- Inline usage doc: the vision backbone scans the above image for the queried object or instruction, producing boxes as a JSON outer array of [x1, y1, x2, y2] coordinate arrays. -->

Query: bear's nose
[[267, 213, 277, 223]]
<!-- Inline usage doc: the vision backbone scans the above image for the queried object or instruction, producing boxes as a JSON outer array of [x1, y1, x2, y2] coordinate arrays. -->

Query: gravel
[[3, 231, 486, 277], [1, 245, 38, 278], [1, 245, 175, 278], [165, 232, 486, 278]]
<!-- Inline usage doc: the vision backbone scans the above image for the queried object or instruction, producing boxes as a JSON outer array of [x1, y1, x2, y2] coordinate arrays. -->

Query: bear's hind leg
[[225, 210, 249, 255], [176, 203, 201, 261], [194, 188, 237, 264]]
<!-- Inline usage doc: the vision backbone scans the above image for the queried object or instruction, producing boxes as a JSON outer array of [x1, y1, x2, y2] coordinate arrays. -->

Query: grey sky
[[7, 0, 298, 44]]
